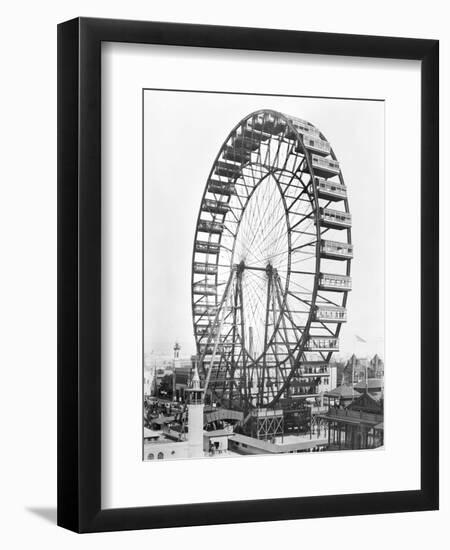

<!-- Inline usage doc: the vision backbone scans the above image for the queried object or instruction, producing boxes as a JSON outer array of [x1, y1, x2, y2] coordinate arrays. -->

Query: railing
[[320, 240, 353, 258], [240, 125, 271, 141], [319, 208, 352, 227], [195, 241, 220, 255], [215, 160, 241, 177], [306, 337, 339, 351], [327, 406, 383, 424], [311, 154, 340, 173], [193, 305, 218, 316], [316, 177, 347, 198], [195, 325, 210, 335], [193, 262, 218, 274], [301, 369, 329, 375], [315, 306, 347, 322], [311, 406, 329, 414], [193, 283, 217, 295], [251, 408, 284, 418], [202, 199, 230, 215], [198, 220, 224, 234], [208, 180, 236, 196], [251, 113, 284, 134], [232, 133, 261, 151], [303, 137, 331, 154], [319, 273, 352, 290], [288, 116, 320, 137]]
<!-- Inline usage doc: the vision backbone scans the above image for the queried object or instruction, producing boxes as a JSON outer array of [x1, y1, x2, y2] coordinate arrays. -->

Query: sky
[[143, 90, 385, 361]]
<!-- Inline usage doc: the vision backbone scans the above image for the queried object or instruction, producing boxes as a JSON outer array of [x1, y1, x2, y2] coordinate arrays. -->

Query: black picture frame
[[57, 17, 439, 533]]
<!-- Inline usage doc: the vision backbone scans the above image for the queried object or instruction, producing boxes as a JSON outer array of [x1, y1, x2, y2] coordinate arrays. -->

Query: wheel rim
[[192, 110, 352, 411]]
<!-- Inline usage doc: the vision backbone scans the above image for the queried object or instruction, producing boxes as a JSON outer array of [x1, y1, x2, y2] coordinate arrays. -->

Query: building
[[328, 363, 338, 392], [146, 344, 195, 400], [248, 408, 284, 441], [144, 365, 157, 397], [369, 354, 384, 378], [143, 418, 189, 461], [172, 353, 197, 402], [342, 354, 369, 385], [354, 378, 384, 400], [288, 361, 338, 397], [324, 383, 361, 408], [203, 407, 243, 455], [185, 363, 205, 458], [170, 345, 201, 402], [319, 391, 384, 450], [143, 363, 206, 460], [145, 351, 176, 396], [204, 428, 233, 455]]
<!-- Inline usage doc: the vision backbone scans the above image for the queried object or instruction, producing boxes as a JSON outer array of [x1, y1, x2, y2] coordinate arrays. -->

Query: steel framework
[[192, 110, 352, 414]]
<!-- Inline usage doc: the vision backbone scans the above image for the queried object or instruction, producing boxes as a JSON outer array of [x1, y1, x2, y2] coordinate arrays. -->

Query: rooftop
[[204, 429, 233, 438], [318, 407, 383, 426], [325, 384, 361, 399], [143, 427, 160, 439], [229, 432, 327, 453], [151, 415, 176, 425], [354, 378, 384, 390]]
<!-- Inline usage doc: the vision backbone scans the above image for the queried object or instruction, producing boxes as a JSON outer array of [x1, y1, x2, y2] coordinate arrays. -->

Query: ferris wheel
[[192, 110, 352, 412]]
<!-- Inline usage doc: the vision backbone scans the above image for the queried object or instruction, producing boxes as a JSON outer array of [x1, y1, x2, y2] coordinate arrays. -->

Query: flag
[[355, 335, 367, 343]]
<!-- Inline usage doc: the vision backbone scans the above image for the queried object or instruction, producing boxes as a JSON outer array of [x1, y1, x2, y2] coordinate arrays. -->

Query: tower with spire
[[185, 362, 205, 458], [172, 342, 181, 401], [173, 341, 181, 360]]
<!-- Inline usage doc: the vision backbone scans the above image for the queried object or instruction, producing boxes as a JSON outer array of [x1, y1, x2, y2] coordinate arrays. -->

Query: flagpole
[[354, 334, 368, 398], [352, 360, 354, 399]]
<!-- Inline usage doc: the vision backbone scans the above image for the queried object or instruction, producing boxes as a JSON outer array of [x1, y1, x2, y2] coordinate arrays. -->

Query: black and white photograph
[[0, 1, 442, 544], [143, 90, 385, 461]]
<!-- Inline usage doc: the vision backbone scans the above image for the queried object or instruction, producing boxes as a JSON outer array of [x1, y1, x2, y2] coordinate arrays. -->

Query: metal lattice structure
[[192, 110, 352, 413]]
